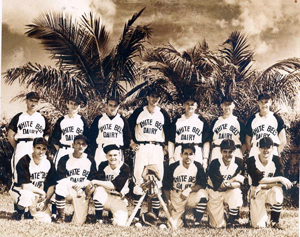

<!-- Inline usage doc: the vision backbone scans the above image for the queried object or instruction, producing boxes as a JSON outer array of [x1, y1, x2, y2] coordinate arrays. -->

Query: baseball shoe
[[24, 211, 33, 220], [54, 216, 65, 224], [12, 212, 23, 221], [226, 220, 240, 229], [270, 222, 282, 230]]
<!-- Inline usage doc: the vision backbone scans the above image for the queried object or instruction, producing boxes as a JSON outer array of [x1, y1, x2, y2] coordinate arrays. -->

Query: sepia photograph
[[1, 0, 299, 236]]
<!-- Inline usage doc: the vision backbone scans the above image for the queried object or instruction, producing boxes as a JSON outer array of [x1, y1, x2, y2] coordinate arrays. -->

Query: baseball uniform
[[246, 154, 284, 228], [50, 114, 89, 168], [89, 113, 130, 168], [8, 112, 50, 183], [10, 153, 56, 222], [93, 161, 130, 226], [209, 116, 245, 161], [245, 112, 285, 157], [207, 156, 244, 228], [163, 160, 207, 228], [55, 153, 97, 224], [168, 114, 209, 164]]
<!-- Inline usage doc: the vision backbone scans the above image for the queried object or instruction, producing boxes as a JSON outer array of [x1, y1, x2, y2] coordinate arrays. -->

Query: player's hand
[[279, 177, 293, 190], [72, 184, 83, 191], [130, 142, 139, 151], [180, 188, 191, 200], [232, 174, 245, 184], [202, 159, 208, 171]]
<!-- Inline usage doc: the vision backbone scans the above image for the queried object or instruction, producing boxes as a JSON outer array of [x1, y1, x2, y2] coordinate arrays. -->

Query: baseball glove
[[142, 164, 161, 181], [141, 211, 159, 226]]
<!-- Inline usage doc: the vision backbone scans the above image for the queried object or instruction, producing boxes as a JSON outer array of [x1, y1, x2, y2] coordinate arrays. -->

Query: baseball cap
[[33, 137, 48, 147], [183, 96, 197, 103], [257, 92, 271, 101], [259, 137, 273, 148], [220, 139, 236, 150], [147, 88, 161, 96], [73, 135, 89, 144], [221, 96, 234, 104], [26, 92, 40, 100], [107, 96, 120, 104], [103, 144, 120, 154], [68, 96, 82, 104]]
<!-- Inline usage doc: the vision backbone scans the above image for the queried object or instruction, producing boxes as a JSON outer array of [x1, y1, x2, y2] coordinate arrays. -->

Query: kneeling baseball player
[[207, 139, 244, 228], [55, 135, 97, 224], [9, 137, 56, 222], [91, 144, 130, 226], [246, 137, 292, 229], [163, 144, 207, 228]]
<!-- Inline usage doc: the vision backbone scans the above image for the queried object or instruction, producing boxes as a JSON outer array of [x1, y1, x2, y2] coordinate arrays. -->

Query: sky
[[1, 0, 300, 119]]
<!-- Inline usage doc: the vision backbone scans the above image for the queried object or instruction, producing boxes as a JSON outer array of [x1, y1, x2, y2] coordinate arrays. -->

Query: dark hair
[[181, 144, 196, 154]]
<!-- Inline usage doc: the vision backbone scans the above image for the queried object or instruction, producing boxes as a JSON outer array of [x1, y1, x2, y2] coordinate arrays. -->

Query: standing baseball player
[[246, 137, 292, 228], [207, 139, 244, 228], [7, 92, 50, 185], [163, 144, 207, 228], [245, 92, 286, 157], [9, 137, 56, 222], [168, 96, 210, 169], [128, 88, 171, 222], [89, 97, 130, 169], [209, 96, 246, 162], [55, 135, 97, 224], [49, 96, 89, 168], [91, 145, 130, 226]]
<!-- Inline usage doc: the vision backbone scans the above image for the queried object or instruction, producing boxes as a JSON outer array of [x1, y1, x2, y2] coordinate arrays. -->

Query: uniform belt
[[137, 141, 163, 146], [175, 142, 203, 148], [60, 144, 71, 148], [17, 138, 33, 143], [110, 192, 121, 197], [212, 143, 242, 149]]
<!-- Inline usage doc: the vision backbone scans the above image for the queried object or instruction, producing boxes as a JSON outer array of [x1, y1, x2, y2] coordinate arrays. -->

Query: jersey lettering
[[218, 133, 233, 139], [105, 174, 114, 181], [18, 121, 33, 130]]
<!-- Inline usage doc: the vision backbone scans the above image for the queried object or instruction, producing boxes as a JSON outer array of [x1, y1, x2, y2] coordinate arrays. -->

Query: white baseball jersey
[[128, 106, 170, 143], [50, 114, 89, 147], [8, 112, 50, 139], [163, 160, 206, 191], [207, 157, 244, 190], [246, 112, 285, 147], [169, 114, 209, 145], [94, 161, 130, 195], [56, 153, 97, 186], [246, 155, 283, 186], [209, 116, 245, 146], [89, 113, 130, 148], [15, 154, 56, 189]]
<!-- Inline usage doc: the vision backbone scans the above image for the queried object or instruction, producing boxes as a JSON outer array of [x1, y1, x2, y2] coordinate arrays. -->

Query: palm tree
[[4, 8, 151, 119]]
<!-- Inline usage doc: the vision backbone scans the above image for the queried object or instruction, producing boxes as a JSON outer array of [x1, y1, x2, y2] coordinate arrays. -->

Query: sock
[[194, 198, 207, 222], [56, 195, 66, 218], [228, 208, 239, 223], [52, 203, 57, 216], [94, 201, 104, 220], [152, 197, 160, 217], [16, 204, 25, 215], [271, 204, 282, 223], [107, 211, 113, 219], [134, 194, 142, 219]]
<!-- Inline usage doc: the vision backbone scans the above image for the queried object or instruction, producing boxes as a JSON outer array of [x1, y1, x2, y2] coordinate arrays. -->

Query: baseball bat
[[125, 192, 147, 227], [156, 193, 177, 230]]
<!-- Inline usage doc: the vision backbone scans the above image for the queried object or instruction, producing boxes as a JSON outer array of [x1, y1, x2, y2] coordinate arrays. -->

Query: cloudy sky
[[1, 0, 300, 118]]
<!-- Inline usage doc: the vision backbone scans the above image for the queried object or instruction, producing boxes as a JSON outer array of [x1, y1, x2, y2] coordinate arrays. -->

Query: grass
[[0, 192, 298, 237]]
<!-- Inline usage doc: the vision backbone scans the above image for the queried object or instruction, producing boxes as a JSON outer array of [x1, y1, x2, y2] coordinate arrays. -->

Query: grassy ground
[[0, 192, 298, 237]]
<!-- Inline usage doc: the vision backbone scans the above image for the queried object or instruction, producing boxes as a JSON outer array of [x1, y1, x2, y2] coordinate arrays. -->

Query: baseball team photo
[[1, 0, 299, 236]]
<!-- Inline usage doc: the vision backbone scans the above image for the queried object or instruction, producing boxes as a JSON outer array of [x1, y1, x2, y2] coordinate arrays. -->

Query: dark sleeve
[[121, 116, 131, 148], [163, 163, 177, 190], [44, 160, 57, 188], [274, 113, 286, 134], [89, 115, 102, 147], [8, 113, 22, 132], [43, 115, 51, 137], [49, 117, 63, 146], [111, 163, 131, 192], [245, 115, 255, 137], [238, 119, 246, 144], [194, 161, 207, 188], [208, 118, 218, 142], [94, 161, 108, 181], [207, 160, 224, 190], [168, 116, 179, 143], [246, 156, 264, 186], [161, 108, 171, 143], [273, 155, 284, 177], [81, 116, 90, 138], [200, 116, 210, 143], [128, 108, 143, 143], [234, 157, 245, 176], [87, 158, 98, 181], [16, 155, 31, 185], [56, 155, 69, 181]]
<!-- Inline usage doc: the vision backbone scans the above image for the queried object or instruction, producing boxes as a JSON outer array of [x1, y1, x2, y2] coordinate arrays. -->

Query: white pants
[[93, 186, 128, 226]]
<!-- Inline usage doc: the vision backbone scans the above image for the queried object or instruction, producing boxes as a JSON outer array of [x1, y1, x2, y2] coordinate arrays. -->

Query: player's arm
[[168, 141, 175, 162], [128, 109, 141, 150], [202, 117, 210, 161], [277, 128, 287, 154], [7, 129, 17, 149], [245, 135, 252, 152], [49, 118, 63, 151], [22, 183, 46, 197], [258, 176, 292, 189]]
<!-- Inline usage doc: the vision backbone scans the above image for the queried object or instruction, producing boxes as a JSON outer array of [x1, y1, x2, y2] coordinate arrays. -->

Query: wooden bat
[[125, 192, 147, 227]]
